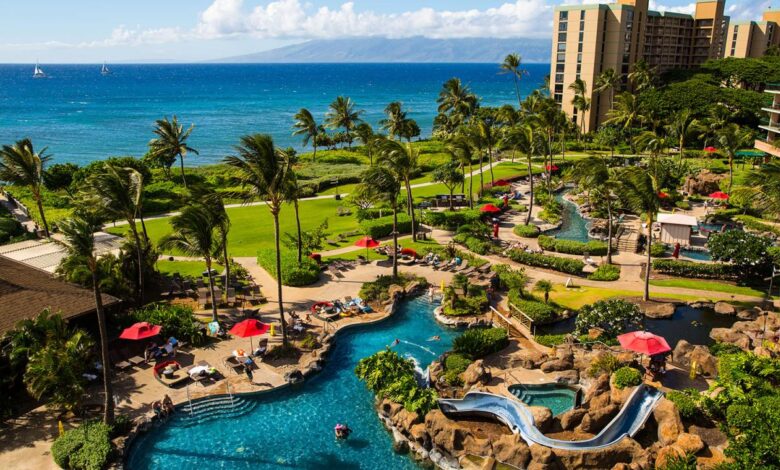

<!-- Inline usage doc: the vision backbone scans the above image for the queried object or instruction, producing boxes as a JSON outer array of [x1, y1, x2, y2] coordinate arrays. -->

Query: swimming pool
[[126, 296, 460, 469], [508, 383, 579, 416], [678, 248, 712, 262], [549, 192, 591, 243]]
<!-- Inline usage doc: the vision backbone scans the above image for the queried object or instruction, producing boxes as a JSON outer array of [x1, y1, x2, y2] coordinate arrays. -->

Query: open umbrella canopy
[[658, 191, 669, 199], [480, 204, 502, 213], [492, 179, 511, 187], [120, 322, 162, 340], [618, 331, 671, 356], [546, 164, 560, 171], [354, 236, 380, 248], [704, 146, 718, 153], [229, 319, 270, 338], [400, 248, 418, 258], [709, 191, 729, 200]]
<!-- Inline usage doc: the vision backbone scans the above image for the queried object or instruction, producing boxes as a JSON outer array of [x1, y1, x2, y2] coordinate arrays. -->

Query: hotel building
[[755, 85, 780, 158], [723, 10, 780, 58], [551, 0, 728, 133]]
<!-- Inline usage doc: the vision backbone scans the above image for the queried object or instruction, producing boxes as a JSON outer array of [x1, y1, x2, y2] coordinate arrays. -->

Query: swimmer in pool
[[390, 339, 400, 347], [427, 335, 441, 341]]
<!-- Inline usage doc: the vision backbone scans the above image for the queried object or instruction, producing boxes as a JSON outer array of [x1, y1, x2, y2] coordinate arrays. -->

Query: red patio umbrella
[[493, 179, 511, 187], [546, 164, 560, 171], [229, 319, 270, 351], [704, 146, 718, 153], [708, 191, 729, 200], [354, 236, 381, 258], [617, 331, 671, 356], [400, 248, 418, 258], [658, 191, 669, 199], [120, 322, 161, 341], [480, 203, 502, 214]]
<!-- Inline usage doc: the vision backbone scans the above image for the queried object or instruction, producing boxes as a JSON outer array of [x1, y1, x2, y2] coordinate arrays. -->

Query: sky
[[0, 0, 770, 62]]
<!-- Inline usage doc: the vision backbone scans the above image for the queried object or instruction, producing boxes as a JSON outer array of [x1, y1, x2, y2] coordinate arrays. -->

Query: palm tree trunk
[[526, 156, 534, 226], [91, 270, 113, 425], [294, 199, 302, 265], [205, 257, 219, 323], [179, 154, 187, 189], [488, 146, 495, 185], [606, 202, 613, 265], [461, 165, 466, 194], [728, 156, 734, 193], [405, 179, 417, 241], [128, 223, 144, 304], [313, 144, 317, 163], [468, 161, 474, 208], [478, 151, 484, 197], [272, 210, 288, 346], [140, 215, 149, 241], [644, 216, 653, 301], [222, 232, 230, 290], [449, 187, 454, 211], [513, 76, 522, 109], [392, 204, 399, 278], [34, 192, 50, 238]]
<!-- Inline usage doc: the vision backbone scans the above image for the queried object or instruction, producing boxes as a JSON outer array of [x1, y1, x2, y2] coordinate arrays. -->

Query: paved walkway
[[0, 193, 38, 232]]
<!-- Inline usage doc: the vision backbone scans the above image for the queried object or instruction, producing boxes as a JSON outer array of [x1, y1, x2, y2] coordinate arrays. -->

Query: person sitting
[[233, 348, 248, 360], [167, 337, 179, 353], [454, 256, 463, 267], [144, 343, 159, 363], [432, 254, 441, 267], [152, 400, 164, 419], [162, 395, 175, 415], [162, 342, 175, 357]]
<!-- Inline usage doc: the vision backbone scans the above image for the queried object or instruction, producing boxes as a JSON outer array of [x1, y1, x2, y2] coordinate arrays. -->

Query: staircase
[[177, 395, 256, 427]]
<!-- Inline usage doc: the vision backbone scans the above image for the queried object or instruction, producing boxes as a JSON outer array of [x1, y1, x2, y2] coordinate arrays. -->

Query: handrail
[[490, 305, 533, 337], [507, 302, 536, 335], [186, 384, 193, 415], [226, 378, 234, 407]]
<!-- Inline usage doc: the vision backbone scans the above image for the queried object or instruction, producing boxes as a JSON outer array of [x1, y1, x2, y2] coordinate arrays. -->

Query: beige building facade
[[755, 84, 780, 158], [724, 10, 780, 58]]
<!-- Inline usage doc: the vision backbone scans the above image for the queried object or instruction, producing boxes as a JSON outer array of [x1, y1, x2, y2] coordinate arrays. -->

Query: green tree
[[503, 121, 540, 225], [148, 116, 198, 187], [716, 123, 753, 192], [325, 96, 363, 148], [604, 93, 645, 152], [284, 169, 304, 264], [375, 138, 420, 241], [0, 138, 51, 237], [437, 78, 478, 126], [359, 165, 402, 277], [447, 135, 476, 208], [568, 156, 619, 264], [499, 53, 528, 108], [58, 213, 114, 424], [432, 160, 464, 210], [225, 134, 292, 345], [628, 59, 655, 92], [534, 279, 553, 304], [595, 68, 620, 111], [292, 108, 320, 162], [353, 123, 376, 165], [380, 101, 408, 140], [666, 109, 698, 161], [739, 162, 780, 217], [568, 78, 589, 137], [575, 299, 643, 337]]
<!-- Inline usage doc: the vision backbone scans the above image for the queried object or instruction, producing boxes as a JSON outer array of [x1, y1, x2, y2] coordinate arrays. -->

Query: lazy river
[[549, 191, 591, 243], [127, 296, 460, 469]]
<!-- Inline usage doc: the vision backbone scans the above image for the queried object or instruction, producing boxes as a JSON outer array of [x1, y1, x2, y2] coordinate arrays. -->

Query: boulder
[[583, 374, 611, 404], [529, 445, 556, 466], [672, 340, 695, 365], [579, 404, 619, 433], [541, 358, 574, 373], [709, 328, 748, 345], [409, 423, 430, 448], [653, 398, 684, 446], [491, 433, 531, 468], [529, 406, 554, 433], [391, 408, 421, 430], [689, 346, 718, 377], [714, 301, 736, 316], [643, 302, 676, 319], [510, 349, 548, 369], [552, 438, 644, 469], [559, 408, 587, 431], [588, 327, 606, 340], [552, 369, 580, 385], [588, 391, 611, 410], [655, 445, 685, 468], [685, 169, 723, 195], [378, 399, 403, 419], [283, 370, 304, 384], [424, 410, 492, 457], [610, 384, 635, 406], [675, 433, 704, 455], [462, 360, 490, 387], [737, 309, 759, 320]]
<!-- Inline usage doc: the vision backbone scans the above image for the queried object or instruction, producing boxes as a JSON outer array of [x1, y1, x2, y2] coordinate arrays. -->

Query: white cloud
[[649, 1, 696, 15], [727, 0, 770, 22]]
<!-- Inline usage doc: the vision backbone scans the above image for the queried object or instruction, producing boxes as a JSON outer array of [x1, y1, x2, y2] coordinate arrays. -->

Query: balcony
[[755, 139, 780, 158], [765, 83, 780, 93], [762, 106, 780, 114]]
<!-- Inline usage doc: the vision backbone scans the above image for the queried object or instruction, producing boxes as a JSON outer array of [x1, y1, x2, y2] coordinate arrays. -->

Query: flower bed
[[538, 235, 608, 256], [652, 259, 738, 280]]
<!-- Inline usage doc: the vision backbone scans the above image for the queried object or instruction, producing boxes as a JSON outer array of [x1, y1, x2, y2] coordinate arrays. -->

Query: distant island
[[211, 36, 551, 63]]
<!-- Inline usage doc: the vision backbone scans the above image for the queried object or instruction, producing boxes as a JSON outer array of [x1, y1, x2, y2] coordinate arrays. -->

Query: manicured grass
[[649, 279, 769, 298], [108, 197, 362, 257], [156, 260, 224, 278], [549, 284, 707, 310]]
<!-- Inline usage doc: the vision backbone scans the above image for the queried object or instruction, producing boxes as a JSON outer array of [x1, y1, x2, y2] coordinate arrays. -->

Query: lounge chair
[[181, 280, 194, 296], [187, 360, 215, 386], [110, 351, 132, 371], [212, 287, 223, 306], [223, 355, 245, 374], [453, 259, 470, 272], [461, 265, 478, 276], [253, 338, 268, 358]]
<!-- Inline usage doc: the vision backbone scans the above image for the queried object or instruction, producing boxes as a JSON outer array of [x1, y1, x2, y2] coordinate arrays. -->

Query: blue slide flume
[[438, 384, 663, 450]]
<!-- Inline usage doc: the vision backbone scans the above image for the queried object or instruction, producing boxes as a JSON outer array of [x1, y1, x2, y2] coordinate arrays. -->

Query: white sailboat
[[33, 61, 46, 78], [101, 62, 111, 75]]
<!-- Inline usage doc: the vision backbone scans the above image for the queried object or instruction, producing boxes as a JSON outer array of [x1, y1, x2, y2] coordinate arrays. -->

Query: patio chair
[[181, 280, 194, 296], [453, 259, 470, 273], [253, 338, 268, 358], [187, 360, 213, 386], [223, 355, 244, 374], [110, 351, 132, 372], [196, 278, 205, 288]]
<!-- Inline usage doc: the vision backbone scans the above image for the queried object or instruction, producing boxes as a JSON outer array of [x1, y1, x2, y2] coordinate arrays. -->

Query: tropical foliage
[[355, 349, 438, 414], [574, 299, 643, 338]]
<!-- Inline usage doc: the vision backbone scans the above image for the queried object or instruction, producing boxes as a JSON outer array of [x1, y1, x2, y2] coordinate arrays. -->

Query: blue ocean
[[0, 63, 548, 166]]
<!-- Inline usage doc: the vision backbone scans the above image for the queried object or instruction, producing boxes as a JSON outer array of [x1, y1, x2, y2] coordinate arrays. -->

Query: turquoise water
[[548, 192, 591, 243], [508, 383, 577, 416], [0, 63, 548, 166], [127, 296, 460, 469], [678, 248, 713, 262]]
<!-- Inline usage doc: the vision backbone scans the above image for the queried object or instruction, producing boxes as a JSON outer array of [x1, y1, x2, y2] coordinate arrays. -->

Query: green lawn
[[649, 279, 769, 298], [548, 284, 711, 310]]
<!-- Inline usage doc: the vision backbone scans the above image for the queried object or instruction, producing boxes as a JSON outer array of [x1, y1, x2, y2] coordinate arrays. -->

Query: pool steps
[[176, 395, 256, 427]]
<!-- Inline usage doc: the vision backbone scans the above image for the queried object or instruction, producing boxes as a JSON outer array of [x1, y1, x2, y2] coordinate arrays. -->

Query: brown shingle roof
[[0, 255, 120, 335]]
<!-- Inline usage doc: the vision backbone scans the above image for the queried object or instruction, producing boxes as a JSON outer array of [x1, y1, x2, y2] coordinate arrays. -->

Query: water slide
[[438, 384, 663, 450]]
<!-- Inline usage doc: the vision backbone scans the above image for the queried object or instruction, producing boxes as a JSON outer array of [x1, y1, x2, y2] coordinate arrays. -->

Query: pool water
[[127, 297, 460, 469], [536, 305, 738, 348], [678, 249, 712, 262], [549, 192, 591, 243], [508, 383, 578, 416]]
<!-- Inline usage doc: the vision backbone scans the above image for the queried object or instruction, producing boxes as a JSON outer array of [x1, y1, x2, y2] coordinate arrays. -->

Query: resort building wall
[[724, 10, 780, 58], [756, 84, 780, 158]]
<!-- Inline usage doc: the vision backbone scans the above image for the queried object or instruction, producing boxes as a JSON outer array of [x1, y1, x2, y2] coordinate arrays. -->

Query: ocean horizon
[[0, 63, 550, 166]]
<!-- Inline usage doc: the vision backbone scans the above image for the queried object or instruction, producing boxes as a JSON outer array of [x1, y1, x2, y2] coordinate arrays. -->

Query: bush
[[359, 273, 425, 303], [587, 264, 621, 281], [355, 349, 438, 415], [444, 353, 473, 386], [667, 389, 701, 420], [535, 334, 568, 347], [674, 200, 691, 210], [513, 299, 556, 323], [422, 209, 482, 230], [493, 264, 528, 292], [359, 213, 414, 238], [734, 214, 780, 236], [257, 249, 320, 286], [443, 285, 488, 316], [709, 342, 744, 357], [508, 249, 585, 275], [575, 299, 643, 338], [612, 367, 642, 389], [513, 224, 540, 238], [708, 230, 772, 274], [650, 243, 667, 258], [51, 421, 112, 470], [452, 328, 509, 359], [132, 303, 206, 346], [538, 235, 608, 256], [652, 259, 738, 280], [452, 233, 493, 255], [588, 354, 621, 377]]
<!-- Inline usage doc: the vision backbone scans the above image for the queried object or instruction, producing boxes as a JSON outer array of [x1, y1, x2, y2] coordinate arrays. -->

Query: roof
[[657, 213, 698, 226], [0, 255, 120, 335]]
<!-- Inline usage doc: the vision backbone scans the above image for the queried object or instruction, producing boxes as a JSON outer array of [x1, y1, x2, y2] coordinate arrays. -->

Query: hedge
[[51, 421, 112, 470], [538, 235, 608, 256], [444, 353, 473, 386], [452, 233, 493, 255], [359, 213, 414, 238], [613, 367, 642, 389], [587, 264, 621, 281], [508, 249, 585, 275], [649, 243, 667, 258], [513, 224, 540, 238], [453, 328, 509, 358], [257, 249, 320, 286], [652, 259, 738, 280], [422, 209, 482, 230], [514, 299, 556, 323], [734, 215, 780, 236]]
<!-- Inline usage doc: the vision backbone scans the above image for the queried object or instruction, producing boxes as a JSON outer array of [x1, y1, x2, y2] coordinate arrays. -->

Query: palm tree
[[192, 188, 231, 288], [225, 134, 292, 345], [447, 136, 476, 208], [716, 123, 753, 193], [569, 78, 589, 137], [499, 53, 528, 108], [619, 167, 660, 301], [86, 164, 146, 302], [437, 78, 478, 125], [628, 59, 655, 92], [739, 162, 780, 217], [58, 213, 114, 424], [604, 93, 645, 153], [284, 170, 304, 264], [432, 161, 464, 210], [379, 102, 407, 140], [375, 138, 420, 241], [359, 165, 402, 277], [149, 116, 198, 188], [354, 123, 376, 165], [325, 96, 363, 148], [503, 121, 539, 225], [292, 108, 320, 162], [0, 139, 51, 237], [534, 280, 553, 304], [666, 109, 698, 162], [595, 68, 620, 112], [160, 205, 222, 323], [475, 114, 499, 185], [568, 156, 618, 264]]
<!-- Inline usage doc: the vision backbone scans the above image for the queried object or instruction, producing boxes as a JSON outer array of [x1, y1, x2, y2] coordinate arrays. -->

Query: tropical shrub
[[734, 214, 780, 236], [422, 209, 482, 230], [667, 389, 702, 420], [722, 395, 780, 469], [444, 353, 473, 386], [574, 299, 643, 338], [612, 366, 642, 389], [588, 354, 621, 377], [708, 230, 772, 276], [657, 453, 698, 470], [0, 205, 27, 244], [508, 249, 585, 275], [649, 243, 667, 258], [257, 249, 320, 286], [512, 299, 556, 323], [131, 303, 206, 346], [708, 342, 744, 357], [513, 224, 540, 238], [359, 214, 413, 238], [51, 421, 112, 470], [652, 259, 738, 280], [534, 334, 568, 347], [587, 263, 621, 281], [443, 285, 488, 316], [538, 235, 608, 256], [359, 273, 425, 303], [493, 264, 528, 293], [452, 233, 492, 255], [452, 328, 509, 359], [355, 349, 438, 414]]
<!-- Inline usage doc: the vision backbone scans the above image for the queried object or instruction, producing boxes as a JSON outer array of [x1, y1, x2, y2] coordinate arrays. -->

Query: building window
[[577, 53, 582, 62], [578, 42, 583, 53], [558, 32, 567, 42], [558, 43, 567, 51], [579, 31, 584, 42], [555, 73, 564, 83], [554, 84, 564, 94], [557, 53, 566, 62], [556, 63, 565, 72], [580, 10, 585, 20], [560, 11, 568, 20], [559, 22, 567, 32]]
